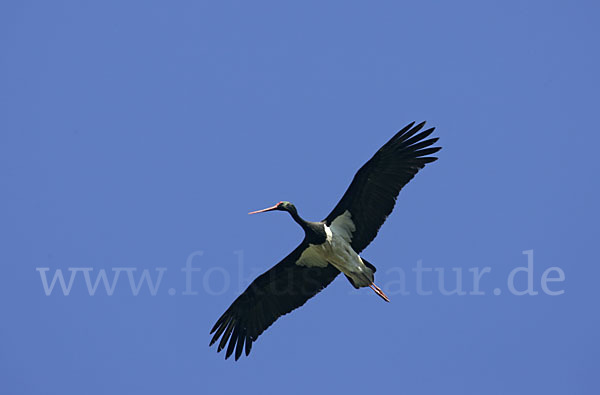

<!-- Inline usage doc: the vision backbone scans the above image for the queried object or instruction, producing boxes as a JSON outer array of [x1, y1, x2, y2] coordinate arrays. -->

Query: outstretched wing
[[209, 243, 340, 360], [324, 121, 441, 253]]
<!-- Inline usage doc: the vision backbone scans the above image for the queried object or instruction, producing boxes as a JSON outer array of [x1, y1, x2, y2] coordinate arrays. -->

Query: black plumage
[[324, 121, 439, 253], [210, 243, 339, 360], [209, 121, 440, 360]]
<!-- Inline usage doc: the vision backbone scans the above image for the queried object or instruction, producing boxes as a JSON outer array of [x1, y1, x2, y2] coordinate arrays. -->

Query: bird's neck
[[288, 209, 310, 231]]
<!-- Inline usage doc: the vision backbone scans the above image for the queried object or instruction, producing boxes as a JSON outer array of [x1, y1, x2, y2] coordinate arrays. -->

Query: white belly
[[296, 218, 374, 287]]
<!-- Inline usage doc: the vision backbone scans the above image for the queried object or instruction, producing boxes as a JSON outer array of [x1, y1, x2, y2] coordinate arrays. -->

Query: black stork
[[210, 121, 440, 360]]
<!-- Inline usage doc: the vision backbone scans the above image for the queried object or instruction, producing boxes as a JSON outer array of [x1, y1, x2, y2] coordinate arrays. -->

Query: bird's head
[[248, 201, 296, 215]]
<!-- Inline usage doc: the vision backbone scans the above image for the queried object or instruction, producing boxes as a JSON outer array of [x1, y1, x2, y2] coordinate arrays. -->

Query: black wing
[[209, 243, 340, 360], [324, 121, 440, 253]]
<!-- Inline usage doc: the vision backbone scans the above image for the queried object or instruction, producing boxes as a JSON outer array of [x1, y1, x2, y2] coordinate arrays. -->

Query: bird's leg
[[369, 283, 390, 302]]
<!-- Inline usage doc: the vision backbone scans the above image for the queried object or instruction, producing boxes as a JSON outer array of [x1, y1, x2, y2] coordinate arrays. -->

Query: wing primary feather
[[393, 121, 416, 140], [234, 328, 246, 361], [210, 314, 228, 334], [421, 156, 439, 163], [396, 121, 426, 142], [413, 147, 442, 157], [218, 319, 236, 352], [226, 325, 241, 359], [245, 335, 253, 356], [401, 127, 436, 148], [210, 317, 231, 346], [406, 137, 439, 152]]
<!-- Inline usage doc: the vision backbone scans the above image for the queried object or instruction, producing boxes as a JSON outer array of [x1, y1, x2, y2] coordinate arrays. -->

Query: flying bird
[[210, 121, 440, 360]]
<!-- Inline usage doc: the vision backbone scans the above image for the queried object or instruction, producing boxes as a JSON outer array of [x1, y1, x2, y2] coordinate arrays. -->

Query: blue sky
[[1, 1, 599, 394]]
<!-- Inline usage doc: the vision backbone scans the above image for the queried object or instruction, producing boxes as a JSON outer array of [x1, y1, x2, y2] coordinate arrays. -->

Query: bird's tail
[[343, 258, 390, 302], [362, 258, 377, 273]]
